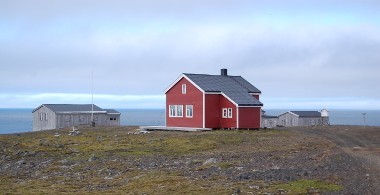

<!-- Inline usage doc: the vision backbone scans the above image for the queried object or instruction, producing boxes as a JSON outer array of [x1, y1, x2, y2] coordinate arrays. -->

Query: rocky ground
[[0, 125, 379, 194]]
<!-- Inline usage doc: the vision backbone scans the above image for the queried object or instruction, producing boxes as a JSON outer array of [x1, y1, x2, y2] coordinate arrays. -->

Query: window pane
[[182, 84, 186, 94], [169, 105, 176, 117], [177, 105, 183, 117], [228, 108, 233, 118], [186, 105, 193, 117]]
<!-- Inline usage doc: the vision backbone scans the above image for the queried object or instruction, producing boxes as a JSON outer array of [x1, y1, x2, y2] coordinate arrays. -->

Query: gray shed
[[277, 111, 328, 127], [261, 115, 279, 128], [32, 104, 121, 131]]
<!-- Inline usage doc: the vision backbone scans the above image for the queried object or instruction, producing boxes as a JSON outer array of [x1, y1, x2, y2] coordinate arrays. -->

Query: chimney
[[221, 68, 228, 76]]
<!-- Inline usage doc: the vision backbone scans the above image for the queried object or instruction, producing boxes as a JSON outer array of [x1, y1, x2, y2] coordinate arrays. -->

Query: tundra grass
[[0, 126, 340, 194]]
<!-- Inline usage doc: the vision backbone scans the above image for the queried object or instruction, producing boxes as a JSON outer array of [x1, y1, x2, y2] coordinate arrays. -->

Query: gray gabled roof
[[104, 109, 121, 115], [33, 104, 106, 113], [290, 111, 321, 117], [262, 115, 278, 119], [183, 73, 262, 106]]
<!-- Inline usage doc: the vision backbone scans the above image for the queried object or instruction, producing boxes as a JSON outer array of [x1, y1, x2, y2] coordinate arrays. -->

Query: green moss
[[272, 179, 343, 194]]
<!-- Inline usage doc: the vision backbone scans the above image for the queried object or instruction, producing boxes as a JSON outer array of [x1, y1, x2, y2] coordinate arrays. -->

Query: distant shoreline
[[1, 109, 380, 134]]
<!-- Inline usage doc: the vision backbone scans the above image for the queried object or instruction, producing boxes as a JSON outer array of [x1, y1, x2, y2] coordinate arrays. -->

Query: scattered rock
[[249, 185, 260, 190], [203, 158, 218, 165], [88, 154, 99, 162], [232, 187, 241, 194], [307, 188, 320, 194], [202, 166, 220, 178], [69, 127, 80, 136], [277, 188, 287, 194], [16, 159, 26, 166]]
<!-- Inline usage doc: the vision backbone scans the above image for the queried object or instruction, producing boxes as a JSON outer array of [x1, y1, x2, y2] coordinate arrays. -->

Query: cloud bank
[[1, 0, 379, 109]]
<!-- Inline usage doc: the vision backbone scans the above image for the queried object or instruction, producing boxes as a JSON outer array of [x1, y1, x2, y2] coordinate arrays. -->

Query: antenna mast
[[91, 71, 94, 127]]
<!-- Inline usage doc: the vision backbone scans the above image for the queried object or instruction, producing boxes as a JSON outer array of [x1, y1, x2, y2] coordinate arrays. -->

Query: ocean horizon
[[0, 108, 379, 134]]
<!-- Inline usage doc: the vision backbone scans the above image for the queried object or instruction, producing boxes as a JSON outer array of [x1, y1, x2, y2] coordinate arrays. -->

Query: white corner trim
[[278, 111, 299, 117], [237, 107, 239, 128], [237, 105, 263, 108], [288, 111, 300, 117], [163, 74, 185, 94], [220, 92, 238, 107], [203, 93, 205, 128], [163, 74, 205, 94]]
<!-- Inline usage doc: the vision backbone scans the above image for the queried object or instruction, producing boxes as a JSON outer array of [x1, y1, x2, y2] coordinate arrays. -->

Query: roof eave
[[164, 74, 205, 94], [237, 104, 263, 107]]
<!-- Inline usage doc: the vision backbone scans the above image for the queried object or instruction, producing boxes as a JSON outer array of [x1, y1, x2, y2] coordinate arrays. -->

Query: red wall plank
[[238, 107, 261, 129], [166, 77, 203, 128], [204, 94, 220, 128], [219, 95, 237, 128]]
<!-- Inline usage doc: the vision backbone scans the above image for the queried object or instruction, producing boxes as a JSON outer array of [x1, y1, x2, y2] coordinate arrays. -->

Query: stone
[[88, 154, 99, 162], [203, 158, 218, 165]]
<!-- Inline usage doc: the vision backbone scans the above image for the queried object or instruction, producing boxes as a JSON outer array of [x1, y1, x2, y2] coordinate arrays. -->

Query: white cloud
[[1, 0, 379, 109], [0, 93, 165, 109]]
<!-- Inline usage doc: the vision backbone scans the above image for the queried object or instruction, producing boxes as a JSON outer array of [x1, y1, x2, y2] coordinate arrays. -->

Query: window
[[222, 108, 228, 118], [44, 113, 48, 121], [182, 84, 186, 94], [169, 105, 176, 117], [222, 108, 233, 118], [228, 108, 233, 118], [110, 117, 117, 121], [169, 105, 183, 117], [186, 105, 193, 118], [40, 113, 43, 121], [177, 105, 183, 117]]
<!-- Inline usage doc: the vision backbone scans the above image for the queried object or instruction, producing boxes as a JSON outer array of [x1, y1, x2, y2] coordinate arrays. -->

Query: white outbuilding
[[32, 104, 121, 131]]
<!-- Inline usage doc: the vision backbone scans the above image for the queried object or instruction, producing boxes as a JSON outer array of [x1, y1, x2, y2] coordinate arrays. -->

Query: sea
[[0, 108, 379, 134]]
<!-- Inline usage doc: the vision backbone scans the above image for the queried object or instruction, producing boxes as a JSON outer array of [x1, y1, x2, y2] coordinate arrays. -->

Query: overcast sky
[[1, 0, 379, 109]]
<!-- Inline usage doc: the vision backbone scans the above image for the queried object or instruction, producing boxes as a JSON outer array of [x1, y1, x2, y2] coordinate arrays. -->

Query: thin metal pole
[[91, 71, 94, 123], [362, 113, 367, 127]]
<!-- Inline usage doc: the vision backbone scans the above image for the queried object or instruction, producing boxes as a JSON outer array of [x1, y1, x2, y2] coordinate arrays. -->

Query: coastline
[[1, 108, 380, 134]]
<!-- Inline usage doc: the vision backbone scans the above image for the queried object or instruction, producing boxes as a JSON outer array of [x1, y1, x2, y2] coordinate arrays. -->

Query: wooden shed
[[32, 104, 121, 131]]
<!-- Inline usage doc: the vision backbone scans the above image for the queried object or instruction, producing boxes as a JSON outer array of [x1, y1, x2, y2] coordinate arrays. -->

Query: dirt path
[[291, 125, 380, 193]]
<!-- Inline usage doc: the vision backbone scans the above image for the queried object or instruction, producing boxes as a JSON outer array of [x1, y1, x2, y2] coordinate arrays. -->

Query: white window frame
[[169, 105, 176, 117], [40, 113, 43, 121], [177, 105, 183, 117], [227, 108, 233, 118], [186, 105, 193, 118], [182, 84, 186, 94], [44, 113, 48, 121], [169, 105, 184, 117], [222, 108, 233, 118], [222, 108, 228, 118]]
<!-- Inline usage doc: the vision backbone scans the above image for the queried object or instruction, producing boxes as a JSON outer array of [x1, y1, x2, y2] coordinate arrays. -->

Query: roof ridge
[[227, 76, 250, 92]]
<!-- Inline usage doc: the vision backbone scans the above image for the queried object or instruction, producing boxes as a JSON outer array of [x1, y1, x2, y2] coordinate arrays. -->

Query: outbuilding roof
[[262, 115, 278, 119], [32, 104, 120, 114], [182, 73, 263, 106], [104, 109, 121, 115], [290, 111, 321, 117]]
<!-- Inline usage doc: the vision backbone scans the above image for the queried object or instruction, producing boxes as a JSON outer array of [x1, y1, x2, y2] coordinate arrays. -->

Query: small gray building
[[261, 115, 279, 128], [32, 104, 121, 131], [277, 110, 329, 127]]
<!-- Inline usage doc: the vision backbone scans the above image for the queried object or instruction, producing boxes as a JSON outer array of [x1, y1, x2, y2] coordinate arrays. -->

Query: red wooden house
[[164, 69, 263, 129]]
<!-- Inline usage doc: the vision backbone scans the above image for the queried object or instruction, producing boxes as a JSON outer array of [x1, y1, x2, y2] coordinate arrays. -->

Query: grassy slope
[[0, 126, 341, 194]]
